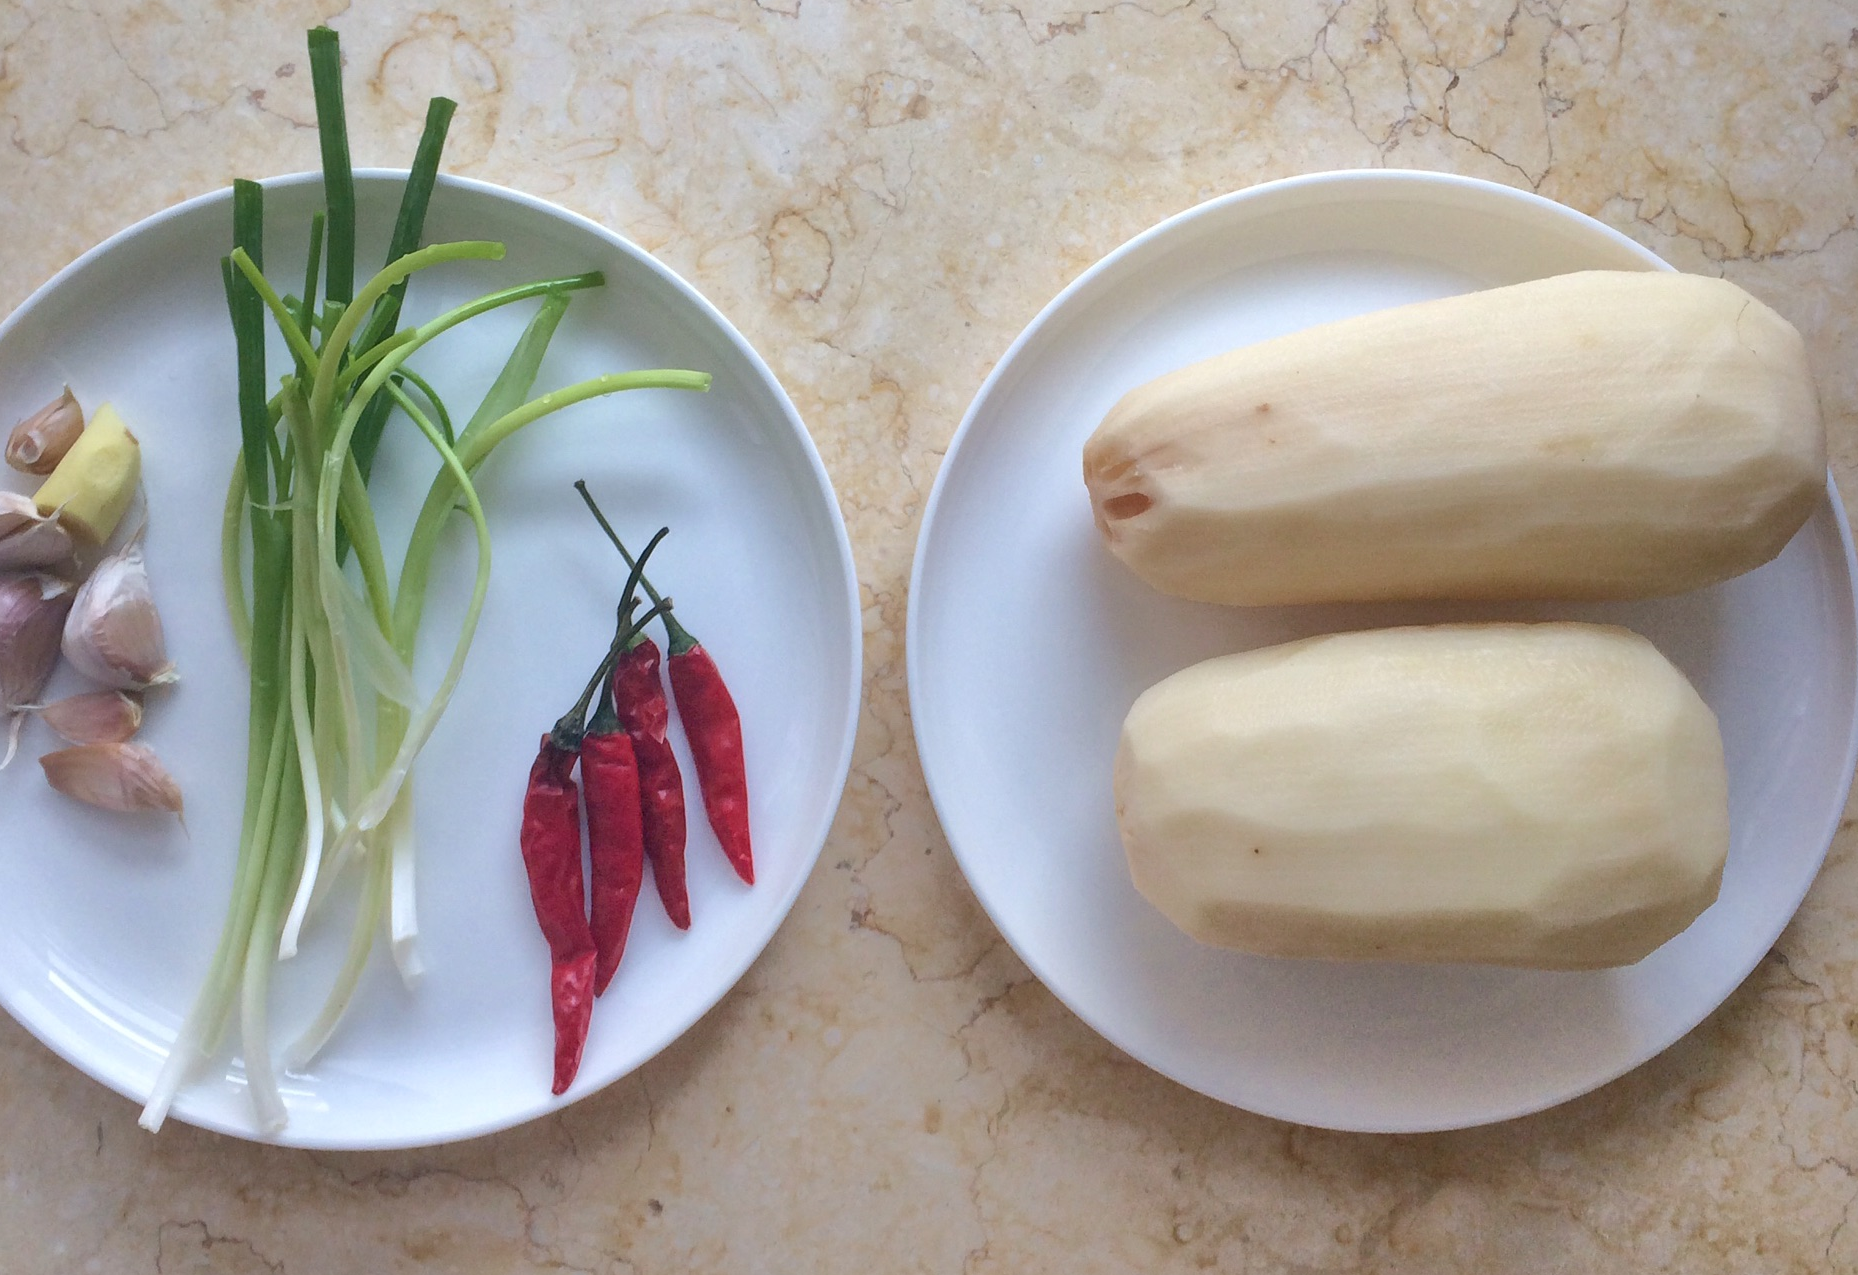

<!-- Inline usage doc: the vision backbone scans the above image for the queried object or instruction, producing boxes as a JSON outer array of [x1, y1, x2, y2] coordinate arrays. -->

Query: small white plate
[[909, 169, 1858, 1133], [0, 173, 861, 1147]]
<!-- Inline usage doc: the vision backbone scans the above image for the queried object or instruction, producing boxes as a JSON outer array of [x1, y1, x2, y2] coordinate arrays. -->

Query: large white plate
[[909, 169, 1858, 1133], [0, 173, 861, 1147]]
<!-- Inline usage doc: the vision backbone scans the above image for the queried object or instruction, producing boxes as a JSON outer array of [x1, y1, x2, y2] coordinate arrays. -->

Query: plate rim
[[0, 170, 864, 1148], [906, 167, 1858, 1132]]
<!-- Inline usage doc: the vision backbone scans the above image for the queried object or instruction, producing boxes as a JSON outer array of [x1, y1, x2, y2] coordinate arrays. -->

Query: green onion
[[139, 26, 710, 1135]]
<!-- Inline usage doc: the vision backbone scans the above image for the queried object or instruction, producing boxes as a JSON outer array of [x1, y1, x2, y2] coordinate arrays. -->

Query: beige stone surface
[[4, 0, 1858, 1270]]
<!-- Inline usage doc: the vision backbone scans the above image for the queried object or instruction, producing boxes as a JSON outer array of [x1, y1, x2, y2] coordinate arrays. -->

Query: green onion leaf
[[228, 180, 269, 504], [308, 27, 355, 306], [350, 95, 459, 482], [392, 367, 454, 446]]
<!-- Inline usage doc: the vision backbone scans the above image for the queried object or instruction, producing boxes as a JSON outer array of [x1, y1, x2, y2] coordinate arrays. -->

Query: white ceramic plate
[[0, 173, 860, 1147], [910, 169, 1858, 1133]]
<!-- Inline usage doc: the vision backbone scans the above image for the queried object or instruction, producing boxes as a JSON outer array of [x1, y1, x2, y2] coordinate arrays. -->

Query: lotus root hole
[[1102, 491, 1153, 520]]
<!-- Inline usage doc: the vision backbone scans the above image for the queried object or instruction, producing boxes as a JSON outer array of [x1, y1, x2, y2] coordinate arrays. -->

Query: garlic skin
[[0, 492, 74, 570], [38, 689, 142, 745], [6, 387, 84, 476], [62, 540, 176, 691], [0, 572, 75, 768], [40, 742, 183, 815]]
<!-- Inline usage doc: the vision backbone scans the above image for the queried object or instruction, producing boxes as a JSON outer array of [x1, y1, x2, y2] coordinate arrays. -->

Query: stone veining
[[0, 1, 1855, 1271]]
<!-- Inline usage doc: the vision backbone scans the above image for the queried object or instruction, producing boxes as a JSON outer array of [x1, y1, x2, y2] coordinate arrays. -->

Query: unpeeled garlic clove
[[0, 492, 74, 571], [62, 539, 175, 691], [37, 689, 142, 745], [40, 742, 183, 815], [0, 572, 75, 709], [7, 388, 84, 476], [0, 492, 40, 539], [0, 572, 75, 768]]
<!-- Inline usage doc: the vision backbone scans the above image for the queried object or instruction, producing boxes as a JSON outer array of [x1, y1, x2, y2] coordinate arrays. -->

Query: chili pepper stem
[[588, 675, 620, 736], [551, 651, 617, 750], [573, 481, 698, 655], [551, 527, 670, 749]]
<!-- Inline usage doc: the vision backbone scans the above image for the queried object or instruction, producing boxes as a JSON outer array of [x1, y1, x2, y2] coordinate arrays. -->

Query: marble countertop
[[4, 2, 1857, 1270]]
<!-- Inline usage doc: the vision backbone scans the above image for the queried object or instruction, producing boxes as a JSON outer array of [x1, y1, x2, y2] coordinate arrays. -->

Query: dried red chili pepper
[[665, 638, 752, 883], [576, 481, 755, 885], [520, 536, 668, 1090], [519, 725, 596, 1096], [583, 678, 646, 996], [610, 633, 691, 929]]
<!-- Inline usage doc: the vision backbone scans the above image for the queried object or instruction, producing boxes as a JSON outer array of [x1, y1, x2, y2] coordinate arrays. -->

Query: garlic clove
[[0, 572, 77, 769], [0, 494, 74, 571], [0, 520, 75, 571], [0, 492, 39, 538], [40, 742, 183, 815], [6, 387, 84, 476], [37, 689, 142, 745], [62, 539, 175, 691], [0, 572, 75, 709]]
